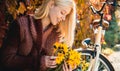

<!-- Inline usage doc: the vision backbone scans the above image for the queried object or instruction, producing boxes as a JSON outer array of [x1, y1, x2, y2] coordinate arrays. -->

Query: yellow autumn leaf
[[17, 2, 26, 14]]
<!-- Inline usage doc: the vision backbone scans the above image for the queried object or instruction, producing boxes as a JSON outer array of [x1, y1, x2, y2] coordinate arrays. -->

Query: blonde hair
[[34, 0, 76, 47]]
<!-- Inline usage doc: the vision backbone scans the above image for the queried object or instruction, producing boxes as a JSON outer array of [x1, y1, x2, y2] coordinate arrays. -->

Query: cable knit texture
[[0, 15, 60, 71]]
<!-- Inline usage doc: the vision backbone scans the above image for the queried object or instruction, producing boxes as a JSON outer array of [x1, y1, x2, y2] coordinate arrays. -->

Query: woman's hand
[[62, 61, 72, 71], [42, 56, 57, 68]]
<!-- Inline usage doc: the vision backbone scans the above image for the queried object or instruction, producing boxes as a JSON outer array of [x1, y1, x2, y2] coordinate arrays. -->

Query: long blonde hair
[[34, 0, 76, 47]]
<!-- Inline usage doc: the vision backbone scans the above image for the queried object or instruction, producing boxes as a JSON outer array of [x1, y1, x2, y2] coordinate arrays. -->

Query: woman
[[0, 0, 76, 71], [34, 0, 76, 71]]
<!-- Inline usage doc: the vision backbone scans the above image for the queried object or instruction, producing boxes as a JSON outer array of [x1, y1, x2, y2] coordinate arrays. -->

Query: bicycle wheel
[[74, 50, 115, 71]]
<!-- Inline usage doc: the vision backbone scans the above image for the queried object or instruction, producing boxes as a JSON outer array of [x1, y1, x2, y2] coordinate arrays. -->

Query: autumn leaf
[[17, 2, 26, 14]]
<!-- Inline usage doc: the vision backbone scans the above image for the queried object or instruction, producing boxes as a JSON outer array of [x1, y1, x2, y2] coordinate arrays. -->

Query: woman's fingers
[[63, 61, 69, 71], [49, 65, 57, 68], [45, 56, 57, 68], [64, 61, 68, 70], [69, 65, 72, 71], [63, 64, 65, 71], [49, 56, 57, 60], [63, 61, 72, 71], [49, 56, 57, 66], [48, 60, 56, 65], [48, 59, 57, 68]]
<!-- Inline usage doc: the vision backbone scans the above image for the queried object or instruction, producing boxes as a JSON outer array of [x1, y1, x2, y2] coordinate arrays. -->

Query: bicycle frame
[[89, 13, 104, 71], [90, 21, 103, 71], [74, 0, 117, 70], [85, 0, 110, 71]]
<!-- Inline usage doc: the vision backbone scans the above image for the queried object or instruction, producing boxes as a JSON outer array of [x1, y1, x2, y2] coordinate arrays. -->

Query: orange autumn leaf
[[17, 2, 26, 14]]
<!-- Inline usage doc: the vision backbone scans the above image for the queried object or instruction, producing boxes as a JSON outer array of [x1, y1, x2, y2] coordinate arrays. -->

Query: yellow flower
[[53, 42, 83, 70], [56, 53, 65, 64], [53, 42, 61, 49], [81, 60, 89, 71], [67, 60, 76, 69], [53, 42, 61, 53], [67, 50, 81, 69], [61, 43, 69, 53]]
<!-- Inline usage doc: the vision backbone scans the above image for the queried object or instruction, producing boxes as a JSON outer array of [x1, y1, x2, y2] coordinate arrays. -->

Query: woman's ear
[[48, 0, 54, 8]]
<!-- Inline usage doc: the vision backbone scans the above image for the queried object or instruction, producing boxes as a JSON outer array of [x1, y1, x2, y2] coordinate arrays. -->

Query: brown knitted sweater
[[0, 15, 59, 71]]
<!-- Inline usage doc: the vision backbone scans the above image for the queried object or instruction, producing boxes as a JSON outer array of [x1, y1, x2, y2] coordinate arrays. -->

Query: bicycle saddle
[[81, 38, 91, 47], [91, 19, 109, 30]]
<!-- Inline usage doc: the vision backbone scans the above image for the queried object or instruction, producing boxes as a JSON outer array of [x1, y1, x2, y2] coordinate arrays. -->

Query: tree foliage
[[0, 0, 118, 48], [74, 0, 116, 48], [105, 13, 120, 47], [0, 0, 42, 47]]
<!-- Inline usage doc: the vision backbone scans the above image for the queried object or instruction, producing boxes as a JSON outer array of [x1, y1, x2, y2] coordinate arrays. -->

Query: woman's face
[[49, 5, 71, 25]]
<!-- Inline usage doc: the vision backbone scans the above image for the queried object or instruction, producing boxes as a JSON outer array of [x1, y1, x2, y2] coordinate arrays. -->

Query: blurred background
[[1, 0, 119, 53]]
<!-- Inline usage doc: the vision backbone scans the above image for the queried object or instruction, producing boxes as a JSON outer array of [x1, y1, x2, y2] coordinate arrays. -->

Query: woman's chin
[[52, 23, 57, 25], [52, 21, 58, 25], [52, 20, 61, 25]]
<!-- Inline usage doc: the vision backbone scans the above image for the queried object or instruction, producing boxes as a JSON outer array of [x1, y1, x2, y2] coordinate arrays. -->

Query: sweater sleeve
[[0, 21, 38, 69]]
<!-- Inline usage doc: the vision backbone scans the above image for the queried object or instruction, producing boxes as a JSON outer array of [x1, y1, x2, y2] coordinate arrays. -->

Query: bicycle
[[74, 0, 117, 71]]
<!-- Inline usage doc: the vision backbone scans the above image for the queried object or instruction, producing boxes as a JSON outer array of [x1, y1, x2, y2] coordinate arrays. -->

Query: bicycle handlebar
[[89, 0, 118, 26], [89, 0, 118, 15], [89, 0, 106, 15]]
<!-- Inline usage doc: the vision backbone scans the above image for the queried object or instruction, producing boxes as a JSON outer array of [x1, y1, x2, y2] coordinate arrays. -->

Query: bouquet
[[48, 42, 82, 71]]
